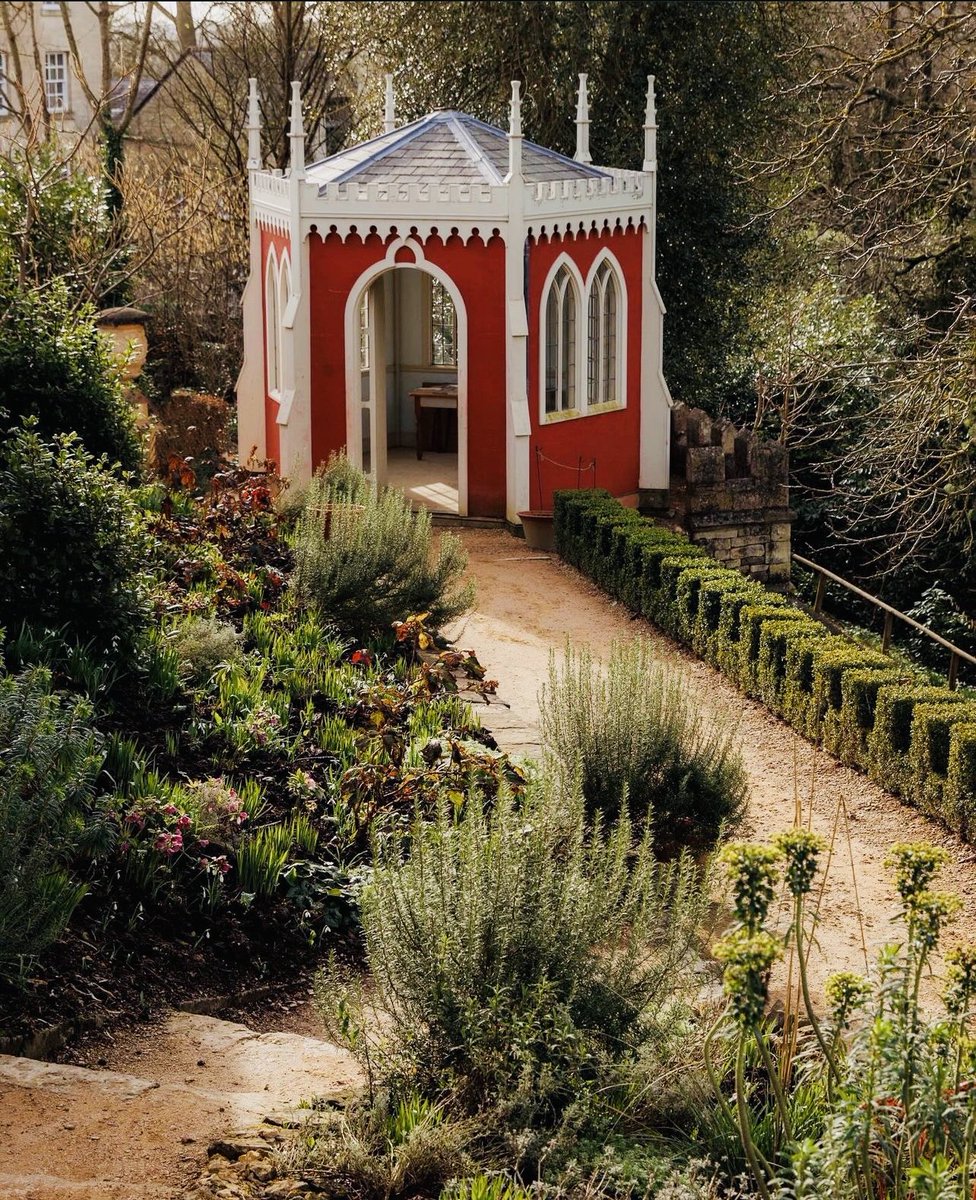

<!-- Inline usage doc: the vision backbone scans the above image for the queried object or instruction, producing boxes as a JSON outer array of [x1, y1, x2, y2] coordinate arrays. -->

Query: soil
[[445, 529, 976, 1004]]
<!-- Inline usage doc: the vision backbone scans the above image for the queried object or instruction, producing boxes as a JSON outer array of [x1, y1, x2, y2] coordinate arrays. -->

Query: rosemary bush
[[0, 667, 98, 976], [541, 640, 747, 837], [318, 779, 708, 1129], [291, 457, 473, 640]]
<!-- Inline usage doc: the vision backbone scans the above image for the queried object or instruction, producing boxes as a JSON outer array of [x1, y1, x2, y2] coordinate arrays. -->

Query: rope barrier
[[534, 444, 597, 498]]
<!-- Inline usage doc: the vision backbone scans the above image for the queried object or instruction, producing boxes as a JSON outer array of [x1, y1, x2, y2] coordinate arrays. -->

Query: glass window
[[586, 260, 621, 407], [359, 290, 369, 371], [44, 51, 68, 114], [429, 278, 456, 366], [544, 266, 578, 414]]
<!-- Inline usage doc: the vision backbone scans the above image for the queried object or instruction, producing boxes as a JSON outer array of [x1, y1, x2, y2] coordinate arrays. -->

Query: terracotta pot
[[518, 510, 555, 551]]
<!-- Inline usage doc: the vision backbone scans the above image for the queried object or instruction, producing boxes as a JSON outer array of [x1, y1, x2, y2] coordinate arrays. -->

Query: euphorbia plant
[[710, 834, 976, 1200]]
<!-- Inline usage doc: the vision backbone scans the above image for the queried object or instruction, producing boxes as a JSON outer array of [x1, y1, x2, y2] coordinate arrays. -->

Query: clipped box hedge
[[552, 489, 976, 842]]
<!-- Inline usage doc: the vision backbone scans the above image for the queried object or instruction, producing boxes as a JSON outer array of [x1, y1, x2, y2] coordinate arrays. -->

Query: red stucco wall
[[307, 231, 508, 518], [259, 226, 290, 468], [526, 225, 644, 510]]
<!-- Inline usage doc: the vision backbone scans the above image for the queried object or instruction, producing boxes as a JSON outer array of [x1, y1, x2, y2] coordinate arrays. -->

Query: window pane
[[44, 52, 67, 113], [561, 278, 576, 410], [603, 271, 618, 403], [430, 279, 456, 366], [359, 291, 369, 371], [545, 285, 559, 413], [587, 282, 599, 406]]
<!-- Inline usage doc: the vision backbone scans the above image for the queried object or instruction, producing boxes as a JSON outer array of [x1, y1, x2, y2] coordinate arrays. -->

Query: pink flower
[[154, 831, 183, 855], [125, 811, 145, 830], [162, 803, 179, 817], [176, 814, 192, 830]]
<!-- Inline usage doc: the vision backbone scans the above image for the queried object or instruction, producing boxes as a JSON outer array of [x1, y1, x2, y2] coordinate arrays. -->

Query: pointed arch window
[[265, 252, 281, 397], [544, 265, 578, 414], [587, 259, 622, 408]]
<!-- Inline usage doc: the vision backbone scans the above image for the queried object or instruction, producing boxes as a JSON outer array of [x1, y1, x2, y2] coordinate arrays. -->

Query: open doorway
[[354, 264, 464, 515]]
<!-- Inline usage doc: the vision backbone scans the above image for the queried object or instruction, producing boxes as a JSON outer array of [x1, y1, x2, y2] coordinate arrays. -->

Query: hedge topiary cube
[[830, 667, 908, 770], [781, 635, 855, 737], [715, 589, 787, 679], [553, 489, 611, 563], [695, 575, 762, 664], [868, 685, 965, 800], [676, 566, 743, 648], [907, 700, 976, 823], [616, 525, 677, 610], [738, 604, 811, 697], [756, 618, 828, 714], [947, 724, 976, 840], [644, 550, 711, 629]]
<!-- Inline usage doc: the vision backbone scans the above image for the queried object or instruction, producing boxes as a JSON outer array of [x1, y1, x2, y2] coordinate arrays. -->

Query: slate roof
[[306, 110, 609, 190]]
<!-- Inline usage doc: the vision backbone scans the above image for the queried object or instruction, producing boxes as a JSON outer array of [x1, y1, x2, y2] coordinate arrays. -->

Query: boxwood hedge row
[[553, 489, 976, 841]]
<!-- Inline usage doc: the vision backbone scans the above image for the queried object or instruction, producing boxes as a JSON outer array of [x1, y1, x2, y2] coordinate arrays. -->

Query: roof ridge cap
[[447, 115, 503, 186]]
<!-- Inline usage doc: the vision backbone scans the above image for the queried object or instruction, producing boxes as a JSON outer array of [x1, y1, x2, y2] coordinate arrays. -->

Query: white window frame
[[542, 260, 582, 419], [586, 254, 625, 410], [538, 249, 627, 424], [264, 248, 281, 398], [44, 51, 69, 114]]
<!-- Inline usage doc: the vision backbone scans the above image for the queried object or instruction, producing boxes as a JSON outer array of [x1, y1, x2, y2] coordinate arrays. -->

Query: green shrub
[[0, 284, 140, 473], [0, 425, 147, 659], [737, 603, 810, 696], [947, 724, 976, 839], [319, 781, 707, 1127], [167, 615, 241, 687], [715, 589, 789, 679], [676, 566, 744, 647], [755, 617, 828, 713], [541, 639, 747, 837], [0, 667, 98, 975], [553, 488, 613, 566], [907, 700, 976, 822], [693, 574, 761, 663], [823, 666, 907, 768], [292, 457, 473, 640], [869, 685, 965, 800]]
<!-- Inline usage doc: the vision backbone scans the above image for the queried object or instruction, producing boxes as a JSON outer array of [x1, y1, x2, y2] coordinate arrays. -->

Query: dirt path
[[0, 1007, 358, 1200], [446, 529, 976, 1003]]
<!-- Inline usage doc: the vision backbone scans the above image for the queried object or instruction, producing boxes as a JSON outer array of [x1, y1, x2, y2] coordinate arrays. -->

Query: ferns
[[291, 456, 473, 640]]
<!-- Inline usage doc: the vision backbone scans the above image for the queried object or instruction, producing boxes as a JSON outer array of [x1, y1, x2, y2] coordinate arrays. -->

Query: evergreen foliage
[[0, 425, 147, 660], [0, 284, 141, 473], [292, 457, 473, 640], [0, 668, 97, 976], [541, 640, 747, 837]]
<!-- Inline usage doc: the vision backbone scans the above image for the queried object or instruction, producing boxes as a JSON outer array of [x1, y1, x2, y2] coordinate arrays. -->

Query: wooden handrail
[[792, 553, 976, 690]]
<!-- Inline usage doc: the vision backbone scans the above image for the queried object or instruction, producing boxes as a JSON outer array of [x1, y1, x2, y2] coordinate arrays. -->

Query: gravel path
[[446, 529, 976, 1004]]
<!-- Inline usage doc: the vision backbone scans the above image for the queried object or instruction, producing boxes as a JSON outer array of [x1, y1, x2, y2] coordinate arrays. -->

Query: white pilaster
[[639, 73, 671, 491], [504, 81, 531, 522], [574, 73, 591, 165], [236, 77, 266, 465], [277, 80, 313, 483], [384, 73, 396, 134]]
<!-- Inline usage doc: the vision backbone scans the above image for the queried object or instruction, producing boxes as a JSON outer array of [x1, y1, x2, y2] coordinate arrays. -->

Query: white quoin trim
[[643, 75, 657, 173], [343, 247, 470, 517], [383, 73, 395, 134], [506, 80, 523, 183], [289, 80, 305, 179], [574, 73, 591, 165]]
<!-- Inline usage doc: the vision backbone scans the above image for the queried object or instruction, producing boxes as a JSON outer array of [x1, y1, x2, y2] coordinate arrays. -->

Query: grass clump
[[317, 779, 709, 1136], [292, 456, 473, 641], [541, 639, 747, 840]]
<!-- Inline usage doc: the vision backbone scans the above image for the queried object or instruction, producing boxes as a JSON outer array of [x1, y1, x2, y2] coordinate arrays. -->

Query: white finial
[[643, 74, 657, 172], [383, 73, 396, 134], [507, 79, 523, 181], [509, 79, 522, 139], [289, 79, 305, 178], [246, 77, 261, 172], [574, 72, 591, 164]]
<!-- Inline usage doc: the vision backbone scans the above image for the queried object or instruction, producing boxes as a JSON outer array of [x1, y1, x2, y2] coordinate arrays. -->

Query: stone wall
[[643, 402, 792, 582]]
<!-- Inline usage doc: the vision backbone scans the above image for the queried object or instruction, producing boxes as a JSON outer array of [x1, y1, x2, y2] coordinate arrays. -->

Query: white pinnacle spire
[[289, 79, 305, 179], [574, 72, 591, 164], [383, 73, 396, 134], [643, 74, 657, 172], [507, 79, 523, 181], [246, 78, 261, 172]]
